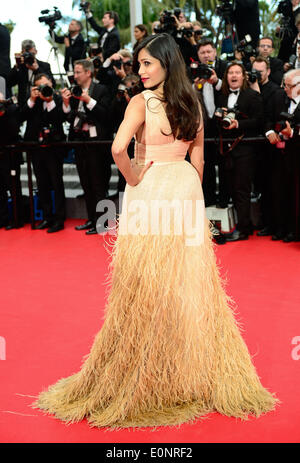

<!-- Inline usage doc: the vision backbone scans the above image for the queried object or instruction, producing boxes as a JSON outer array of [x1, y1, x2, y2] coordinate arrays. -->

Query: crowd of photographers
[[0, 1, 300, 243]]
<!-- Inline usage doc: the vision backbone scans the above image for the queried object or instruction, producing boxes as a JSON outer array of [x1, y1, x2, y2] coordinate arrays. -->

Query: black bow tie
[[230, 90, 239, 95]]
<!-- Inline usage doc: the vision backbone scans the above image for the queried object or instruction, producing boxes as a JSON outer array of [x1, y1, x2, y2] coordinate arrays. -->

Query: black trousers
[[32, 148, 65, 223], [74, 142, 109, 224], [0, 150, 23, 225], [225, 146, 255, 234], [270, 147, 298, 236]]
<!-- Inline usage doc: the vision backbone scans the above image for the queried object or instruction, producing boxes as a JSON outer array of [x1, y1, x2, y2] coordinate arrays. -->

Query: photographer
[[155, 10, 198, 66], [109, 74, 140, 197], [264, 69, 300, 242], [20, 73, 66, 233], [51, 19, 86, 72], [215, 61, 263, 241], [249, 57, 280, 236], [257, 37, 284, 86], [96, 49, 133, 97], [61, 59, 111, 235], [0, 92, 24, 229], [277, 0, 300, 63], [193, 38, 228, 208], [284, 25, 300, 70], [84, 4, 120, 61], [7, 40, 55, 108]]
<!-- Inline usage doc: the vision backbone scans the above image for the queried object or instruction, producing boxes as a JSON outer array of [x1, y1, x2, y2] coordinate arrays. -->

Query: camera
[[0, 96, 18, 116], [38, 125, 60, 143], [92, 56, 102, 69], [190, 61, 214, 80], [275, 111, 300, 132], [22, 51, 35, 66], [112, 59, 122, 69], [247, 70, 262, 84], [215, 105, 239, 128], [216, 0, 234, 24], [177, 27, 194, 39], [79, 2, 90, 13], [278, 0, 291, 16], [38, 84, 54, 98], [71, 85, 83, 98], [89, 44, 102, 57], [155, 10, 178, 35], [116, 83, 127, 99], [236, 35, 257, 59], [39, 7, 62, 28], [73, 111, 88, 132]]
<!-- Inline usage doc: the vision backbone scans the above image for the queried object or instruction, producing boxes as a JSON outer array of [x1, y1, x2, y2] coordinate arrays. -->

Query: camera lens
[[72, 85, 83, 97], [38, 85, 53, 98]]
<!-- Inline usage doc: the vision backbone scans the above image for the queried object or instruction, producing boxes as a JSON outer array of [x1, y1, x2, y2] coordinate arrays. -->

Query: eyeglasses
[[284, 82, 299, 89]]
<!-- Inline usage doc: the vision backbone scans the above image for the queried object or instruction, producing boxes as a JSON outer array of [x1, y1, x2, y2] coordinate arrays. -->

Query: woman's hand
[[128, 160, 153, 186]]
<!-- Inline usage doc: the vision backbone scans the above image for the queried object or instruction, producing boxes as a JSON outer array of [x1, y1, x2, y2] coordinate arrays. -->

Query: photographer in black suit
[[193, 38, 228, 208], [21, 73, 66, 233], [51, 19, 86, 72], [264, 69, 300, 242], [216, 61, 263, 241], [257, 37, 284, 86], [61, 59, 111, 235], [85, 6, 120, 61], [0, 92, 23, 229], [7, 40, 55, 108], [250, 57, 280, 236]]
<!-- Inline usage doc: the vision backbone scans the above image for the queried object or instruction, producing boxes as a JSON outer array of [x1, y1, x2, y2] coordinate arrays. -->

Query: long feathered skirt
[[33, 160, 279, 428]]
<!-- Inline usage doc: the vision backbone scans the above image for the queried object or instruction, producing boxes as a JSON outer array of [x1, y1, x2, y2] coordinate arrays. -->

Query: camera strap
[[219, 130, 244, 156]]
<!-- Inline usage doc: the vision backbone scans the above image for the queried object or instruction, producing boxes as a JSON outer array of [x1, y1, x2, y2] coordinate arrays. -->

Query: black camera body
[[216, 0, 234, 23], [22, 51, 35, 66], [288, 54, 297, 69], [92, 56, 102, 69], [278, 0, 291, 16], [71, 85, 83, 98], [73, 111, 89, 132], [177, 27, 194, 39], [0, 96, 18, 116], [247, 69, 262, 84], [39, 7, 62, 28], [236, 35, 257, 60], [215, 105, 239, 128], [275, 111, 300, 133], [79, 2, 90, 13], [190, 61, 214, 80], [155, 10, 178, 35], [38, 84, 54, 98]]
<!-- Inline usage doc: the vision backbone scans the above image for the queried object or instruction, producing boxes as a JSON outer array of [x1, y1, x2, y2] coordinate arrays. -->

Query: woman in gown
[[33, 33, 278, 428]]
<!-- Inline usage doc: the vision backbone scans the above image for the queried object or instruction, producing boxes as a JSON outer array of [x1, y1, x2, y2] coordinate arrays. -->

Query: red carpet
[[0, 220, 299, 443]]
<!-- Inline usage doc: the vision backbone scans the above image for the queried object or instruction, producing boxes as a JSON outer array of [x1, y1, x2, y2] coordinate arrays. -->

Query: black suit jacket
[[260, 80, 280, 133], [216, 87, 263, 154], [21, 93, 66, 142], [67, 81, 111, 140], [7, 60, 55, 108], [88, 17, 120, 60], [269, 57, 284, 86], [0, 24, 11, 81], [53, 32, 86, 71]]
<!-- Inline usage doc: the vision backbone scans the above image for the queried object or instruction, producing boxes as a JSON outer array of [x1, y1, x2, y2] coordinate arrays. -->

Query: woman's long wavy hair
[[132, 33, 201, 141]]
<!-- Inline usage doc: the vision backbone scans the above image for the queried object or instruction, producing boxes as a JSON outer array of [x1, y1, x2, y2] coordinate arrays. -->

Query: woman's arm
[[112, 93, 152, 187], [188, 124, 204, 184]]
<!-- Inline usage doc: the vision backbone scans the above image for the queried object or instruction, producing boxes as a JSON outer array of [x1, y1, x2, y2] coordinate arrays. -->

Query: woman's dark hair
[[221, 60, 249, 96], [132, 33, 201, 141]]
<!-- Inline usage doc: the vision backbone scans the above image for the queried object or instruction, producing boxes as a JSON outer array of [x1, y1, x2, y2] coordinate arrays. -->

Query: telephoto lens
[[38, 85, 54, 97], [71, 85, 83, 97]]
